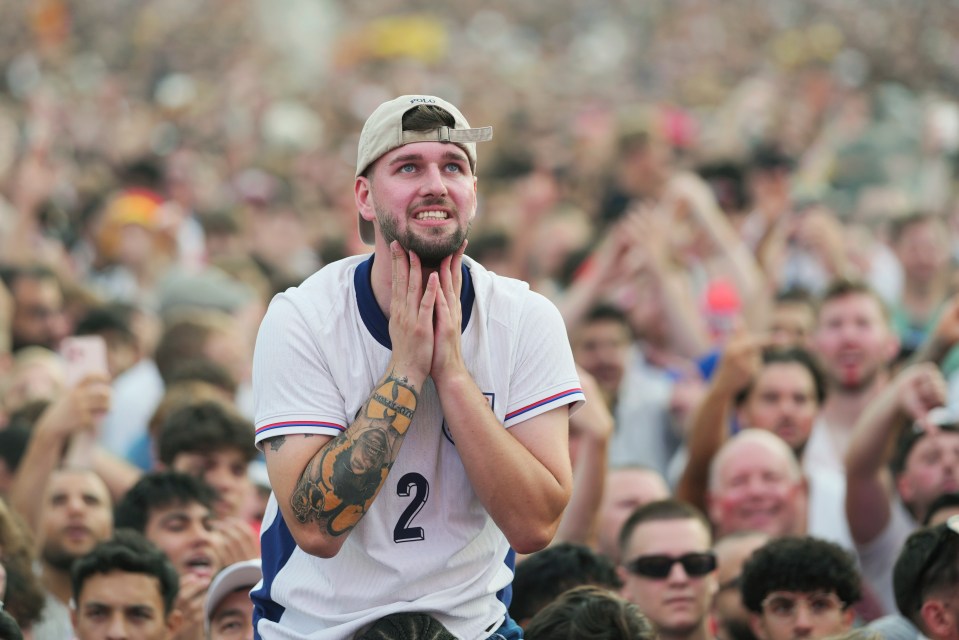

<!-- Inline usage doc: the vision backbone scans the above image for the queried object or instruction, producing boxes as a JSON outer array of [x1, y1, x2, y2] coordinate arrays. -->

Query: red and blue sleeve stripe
[[254, 420, 346, 437], [505, 388, 584, 421]]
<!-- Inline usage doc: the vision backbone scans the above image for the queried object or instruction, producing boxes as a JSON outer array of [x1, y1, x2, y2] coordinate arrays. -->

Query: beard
[[375, 199, 469, 269], [42, 541, 85, 572]]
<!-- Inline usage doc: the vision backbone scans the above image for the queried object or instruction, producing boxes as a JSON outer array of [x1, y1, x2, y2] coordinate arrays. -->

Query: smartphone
[[60, 335, 109, 386]]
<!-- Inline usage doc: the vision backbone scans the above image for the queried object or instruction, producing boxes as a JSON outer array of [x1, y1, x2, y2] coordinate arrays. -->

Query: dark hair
[[71, 530, 179, 615], [510, 543, 621, 623], [740, 536, 861, 613], [402, 105, 456, 132], [894, 521, 959, 629], [74, 303, 137, 345], [0, 264, 59, 292], [166, 358, 237, 395], [889, 212, 945, 246], [734, 347, 826, 407], [890, 423, 959, 477], [924, 492, 959, 526], [154, 314, 232, 384], [618, 500, 712, 557], [817, 279, 889, 322], [748, 144, 795, 173], [523, 585, 655, 640], [0, 610, 23, 640], [774, 287, 815, 308], [697, 162, 748, 213], [0, 427, 30, 477], [114, 471, 217, 532], [156, 400, 256, 465]]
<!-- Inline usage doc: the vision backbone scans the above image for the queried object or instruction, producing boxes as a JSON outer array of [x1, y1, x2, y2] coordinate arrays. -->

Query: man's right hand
[[712, 332, 764, 397], [387, 241, 437, 386]]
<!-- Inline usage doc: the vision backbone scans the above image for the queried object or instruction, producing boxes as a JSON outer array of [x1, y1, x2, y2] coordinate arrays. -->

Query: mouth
[[183, 554, 216, 578], [414, 210, 450, 221], [63, 525, 92, 542]]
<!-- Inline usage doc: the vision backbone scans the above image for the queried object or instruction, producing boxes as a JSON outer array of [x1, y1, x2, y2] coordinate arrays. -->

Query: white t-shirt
[[251, 254, 584, 640]]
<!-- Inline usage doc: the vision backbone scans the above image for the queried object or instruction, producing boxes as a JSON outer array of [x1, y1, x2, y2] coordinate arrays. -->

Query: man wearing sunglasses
[[740, 536, 861, 640], [893, 515, 959, 640], [617, 500, 718, 640]]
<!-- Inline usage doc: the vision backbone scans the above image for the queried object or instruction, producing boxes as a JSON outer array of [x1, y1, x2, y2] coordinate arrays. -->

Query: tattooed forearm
[[289, 372, 420, 537], [268, 435, 287, 451]]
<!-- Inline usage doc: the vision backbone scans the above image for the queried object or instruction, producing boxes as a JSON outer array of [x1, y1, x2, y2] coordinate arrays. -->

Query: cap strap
[[401, 126, 493, 145]]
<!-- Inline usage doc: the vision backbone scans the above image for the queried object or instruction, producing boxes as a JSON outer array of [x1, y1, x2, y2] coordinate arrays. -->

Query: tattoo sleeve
[[289, 371, 419, 537]]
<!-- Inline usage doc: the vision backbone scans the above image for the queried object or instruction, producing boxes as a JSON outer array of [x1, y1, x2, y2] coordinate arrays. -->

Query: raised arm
[[675, 332, 762, 510], [553, 367, 613, 546], [844, 363, 946, 544], [263, 244, 438, 558]]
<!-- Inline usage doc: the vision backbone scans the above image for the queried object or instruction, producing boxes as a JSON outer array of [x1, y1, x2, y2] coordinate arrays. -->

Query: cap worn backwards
[[355, 95, 493, 245]]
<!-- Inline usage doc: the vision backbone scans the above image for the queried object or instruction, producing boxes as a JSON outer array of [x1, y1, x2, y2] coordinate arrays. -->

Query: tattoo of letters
[[289, 373, 418, 536]]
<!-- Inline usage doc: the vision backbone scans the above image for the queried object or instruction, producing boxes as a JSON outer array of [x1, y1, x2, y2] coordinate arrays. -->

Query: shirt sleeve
[[503, 291, 585, 428], [252, 293, 348, 449]]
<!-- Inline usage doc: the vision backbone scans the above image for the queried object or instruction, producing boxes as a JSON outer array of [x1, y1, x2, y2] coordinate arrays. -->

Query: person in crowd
[[203, 559, 261, 640], [845, 363, 959, 614], [510, 543, 621, 627], [252, 95, 583, 639], [596, 466, 671, 562], [0, 265, 68, 353], [740, 536, 861, 640], [0, 498, 45, 635], [33, 468, 114, 639], [523, 585, 655, 640], [617, 500, 718, 640], [70, 530, 182, 640], [892, 517, 959, 640], [712, 531, 770, 640]]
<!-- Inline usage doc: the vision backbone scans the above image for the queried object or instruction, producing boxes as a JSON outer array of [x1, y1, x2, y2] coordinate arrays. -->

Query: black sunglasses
[[625, 552, 717, 579]]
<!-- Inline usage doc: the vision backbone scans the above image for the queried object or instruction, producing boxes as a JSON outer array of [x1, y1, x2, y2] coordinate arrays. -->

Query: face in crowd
[[38, 469, 113, 573]]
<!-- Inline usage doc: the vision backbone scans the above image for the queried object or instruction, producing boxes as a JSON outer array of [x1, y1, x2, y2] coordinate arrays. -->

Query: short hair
[[165, 358, 237, 395], [894, 521, 959, 629], [816, 279, 889, 322], [734, 346, 826, 407], [774, 287, 815, 308], [74, 303, 137, 345], [71, 530, 179, 615], [510, 543, 621, 623], [523, 585, 655, 640], [156, 399, 256, 465], [0, 610, 24, 640], [114, 471, 217, 532], [154, 313, 233, 384], [889, 212, 945, 246], [618, 499, 712, 557], [890, 423, 959, 477], [740, 536, 861, 613]]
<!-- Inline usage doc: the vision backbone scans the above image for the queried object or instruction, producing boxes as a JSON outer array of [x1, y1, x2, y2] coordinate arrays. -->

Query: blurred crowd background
[[3, 0, 959, 638]]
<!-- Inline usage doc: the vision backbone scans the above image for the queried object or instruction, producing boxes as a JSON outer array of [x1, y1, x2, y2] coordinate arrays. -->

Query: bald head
[[707, 430, 807, 538]]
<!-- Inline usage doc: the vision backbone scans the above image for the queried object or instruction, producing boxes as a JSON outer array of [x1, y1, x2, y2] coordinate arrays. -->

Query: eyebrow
[[213, 607, 247, 622], [387, 150, 469, 165]]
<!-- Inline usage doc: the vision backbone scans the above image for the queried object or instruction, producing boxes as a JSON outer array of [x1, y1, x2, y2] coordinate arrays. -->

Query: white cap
[[204, 559, 262, 632]]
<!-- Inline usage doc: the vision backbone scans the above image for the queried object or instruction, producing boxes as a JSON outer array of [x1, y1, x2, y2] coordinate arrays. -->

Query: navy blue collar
[[355, 255, 475, 350]]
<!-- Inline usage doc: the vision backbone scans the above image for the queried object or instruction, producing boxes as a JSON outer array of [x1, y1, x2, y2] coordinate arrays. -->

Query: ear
[[165, 607, 185, 637], [921, 599, 955, 640], [615, 564, 630, 592], [895, 471, 914, 505], [70, 606, 79, 631], [840, 606, 856, 630], [883, 330, 901, 364], [355, 177, 375, 223]]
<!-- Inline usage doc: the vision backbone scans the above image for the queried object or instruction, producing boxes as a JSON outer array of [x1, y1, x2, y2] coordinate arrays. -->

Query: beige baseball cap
[[355, 95, 493, 245]]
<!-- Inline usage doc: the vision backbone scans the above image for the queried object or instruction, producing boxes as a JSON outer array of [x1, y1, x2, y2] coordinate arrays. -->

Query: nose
[[666, 560, 690, 585], [418, 163, 448, 197], [106, 612, 129, 639], [792, 602, 815, 635]]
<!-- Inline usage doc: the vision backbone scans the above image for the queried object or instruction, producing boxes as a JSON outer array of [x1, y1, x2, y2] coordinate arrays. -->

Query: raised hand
[[712, 331, 765, 397], [431, 241, 467, 380], [894, 363, 948, 432], [387, 241, 438, 385]]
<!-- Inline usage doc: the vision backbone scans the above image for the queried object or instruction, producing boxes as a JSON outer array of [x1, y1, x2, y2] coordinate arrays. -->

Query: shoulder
[[467, 258, 558, 319]]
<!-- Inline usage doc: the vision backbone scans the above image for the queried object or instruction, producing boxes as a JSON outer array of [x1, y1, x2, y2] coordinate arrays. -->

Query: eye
[[444, 162, 462, 173], [398, 164, 416, 173]]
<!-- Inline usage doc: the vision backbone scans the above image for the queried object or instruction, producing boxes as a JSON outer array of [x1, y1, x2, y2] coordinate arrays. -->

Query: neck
[[821, 373, 887, 427], [658, 621, 712, 640], [370, 248, 440, 318], [41, 562, 73, 605]]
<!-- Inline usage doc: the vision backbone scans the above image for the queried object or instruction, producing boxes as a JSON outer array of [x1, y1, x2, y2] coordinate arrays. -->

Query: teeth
[[416, 211, 448, 220]]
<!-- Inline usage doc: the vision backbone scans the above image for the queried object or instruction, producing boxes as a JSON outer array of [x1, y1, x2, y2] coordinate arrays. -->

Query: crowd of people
[[2, 1, 959, 639]]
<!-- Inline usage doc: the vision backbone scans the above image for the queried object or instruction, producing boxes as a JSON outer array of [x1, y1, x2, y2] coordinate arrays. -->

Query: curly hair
[[114, 471, 217, 532], [740, 536, 861, 613], [156, 399, 256, 465]]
